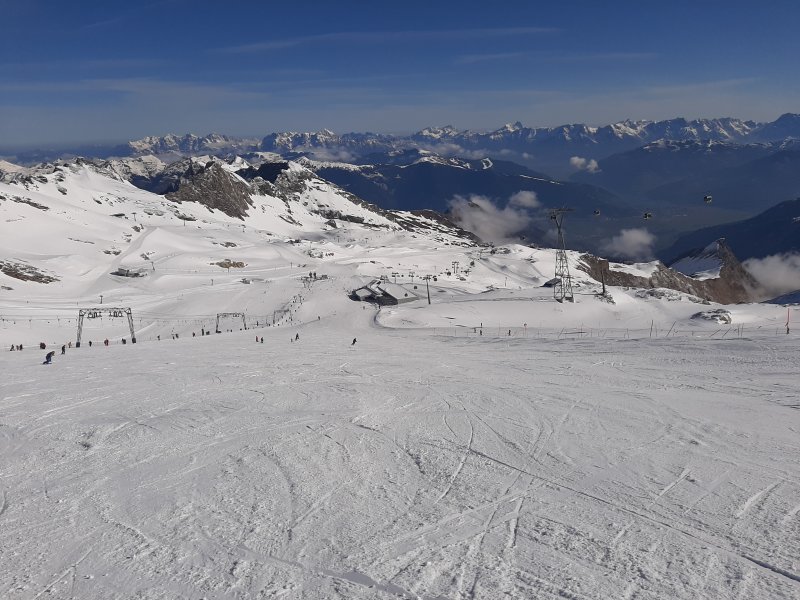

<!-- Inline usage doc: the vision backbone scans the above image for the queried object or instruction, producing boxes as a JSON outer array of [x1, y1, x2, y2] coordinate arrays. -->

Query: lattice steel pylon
[[550, 208, 574, 303]]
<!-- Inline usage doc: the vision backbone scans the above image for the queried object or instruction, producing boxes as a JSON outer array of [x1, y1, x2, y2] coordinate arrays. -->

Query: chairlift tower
[[550, 208, 574, 303]]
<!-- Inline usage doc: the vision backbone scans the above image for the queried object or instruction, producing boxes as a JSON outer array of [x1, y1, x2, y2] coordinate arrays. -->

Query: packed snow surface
[[1, 160, 799, 599], [1, 308, 799, 599]]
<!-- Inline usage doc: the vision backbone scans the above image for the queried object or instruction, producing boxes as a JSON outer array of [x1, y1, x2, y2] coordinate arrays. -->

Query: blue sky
[[2, 0, 799, 146]]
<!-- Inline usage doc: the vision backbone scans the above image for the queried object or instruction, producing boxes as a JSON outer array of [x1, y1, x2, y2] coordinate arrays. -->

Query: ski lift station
[[351, 280, 419, 305], [110, 267, 147, 278]]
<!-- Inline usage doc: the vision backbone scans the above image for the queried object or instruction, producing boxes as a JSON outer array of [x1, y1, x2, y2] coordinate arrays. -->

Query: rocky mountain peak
[[166, 160, 253, 219]]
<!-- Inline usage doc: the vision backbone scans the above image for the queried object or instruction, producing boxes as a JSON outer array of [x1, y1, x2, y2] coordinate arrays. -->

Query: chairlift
[[703, 193, 713, 204], [643, 212, 653, 220], [593, 209, 601, 216]]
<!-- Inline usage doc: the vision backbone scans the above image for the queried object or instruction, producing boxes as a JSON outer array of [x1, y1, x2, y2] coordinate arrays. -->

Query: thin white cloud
[[509, 190, 540, 208], [448, 193, 536, 243], [644, 78, 759, 96], [554, 52, 658, 62], [219, 27, 559, 54], [570, 156, 600, 173], [456, 52, 529, 65], [456, 51, 657, 66], [601, 228, 656, 261], [743, 253, 800, 300]]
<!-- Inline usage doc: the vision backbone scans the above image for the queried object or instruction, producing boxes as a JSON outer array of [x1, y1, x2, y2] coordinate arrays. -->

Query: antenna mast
[[550, 208, 574, 303]]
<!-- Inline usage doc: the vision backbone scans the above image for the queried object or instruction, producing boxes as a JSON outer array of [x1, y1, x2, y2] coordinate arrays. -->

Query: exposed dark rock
[[578, 239, 756, 303], [236, 161, 290, 183], [692, 309, 733, 323], [213, 259, 245, 269], [166, 162, 253, 219], [0, 261, 59, 283], [1, 195, 49, 211]]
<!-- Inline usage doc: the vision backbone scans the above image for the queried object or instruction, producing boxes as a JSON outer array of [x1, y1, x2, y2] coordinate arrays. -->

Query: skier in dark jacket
[[61, 345, 66, 355], [43, 351, 55, 364], [351, 338, 357, 346]]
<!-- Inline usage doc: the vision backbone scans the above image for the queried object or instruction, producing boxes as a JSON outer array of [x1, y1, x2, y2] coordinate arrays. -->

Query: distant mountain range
[[3, 114, 799, 261], [662, 198, 800, 262], [4, 113, 800, 176], [571, 138, 800, 212], [299, 150, 626, 216], [261, 114, 800, 177]]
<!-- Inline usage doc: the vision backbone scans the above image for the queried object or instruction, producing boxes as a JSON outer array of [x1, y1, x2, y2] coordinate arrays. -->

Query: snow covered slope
[[1, 296, 798, 599], [1, 157, 798, 600], [670, 240, 726, 279]]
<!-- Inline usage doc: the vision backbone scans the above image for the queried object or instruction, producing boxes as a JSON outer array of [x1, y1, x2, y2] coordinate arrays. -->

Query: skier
[[61, 344, 66, 355], [295, 333, 299, 341], [351, 338, 357, 346], [43, 351, 55, 365]]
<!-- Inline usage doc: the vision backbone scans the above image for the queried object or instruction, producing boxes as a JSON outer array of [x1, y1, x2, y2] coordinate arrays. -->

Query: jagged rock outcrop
[[166, 161, 253, 219], [578, 239, 756, 303]]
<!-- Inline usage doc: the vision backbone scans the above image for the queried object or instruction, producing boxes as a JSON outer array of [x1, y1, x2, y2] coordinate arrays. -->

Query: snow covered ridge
[[5, 114, 795, 168], [124, 132, 261, 158], [0, 154, 479, 290], [0, 155, 456, 236], [669, 240, 726, 280], [255, 114, 797, 155]]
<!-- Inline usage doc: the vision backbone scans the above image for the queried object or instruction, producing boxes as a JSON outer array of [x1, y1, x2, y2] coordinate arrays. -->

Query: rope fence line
[[431, 323, 793, 340]]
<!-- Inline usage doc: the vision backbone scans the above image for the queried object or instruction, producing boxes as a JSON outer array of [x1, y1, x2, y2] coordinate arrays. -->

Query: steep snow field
[[1, 161, 799, 598]]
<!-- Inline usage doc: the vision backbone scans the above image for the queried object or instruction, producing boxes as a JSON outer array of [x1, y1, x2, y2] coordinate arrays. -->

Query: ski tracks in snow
[[735, 481, 781, 519], [435, 413, 473, 504]]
